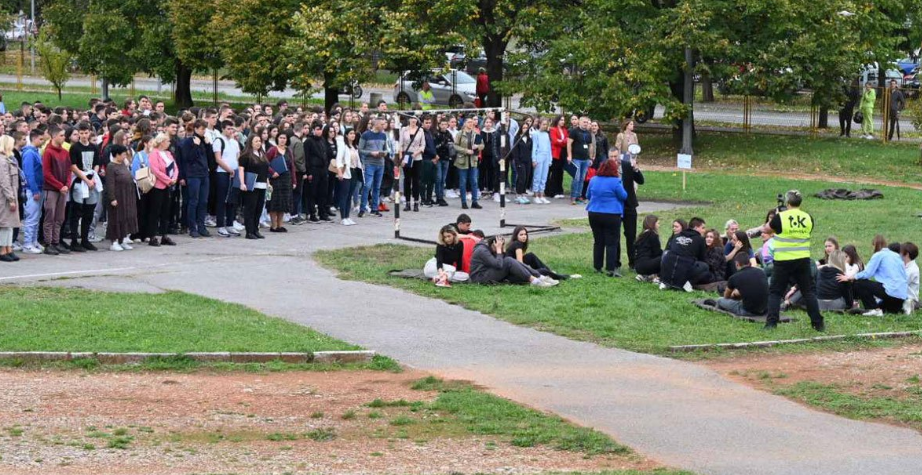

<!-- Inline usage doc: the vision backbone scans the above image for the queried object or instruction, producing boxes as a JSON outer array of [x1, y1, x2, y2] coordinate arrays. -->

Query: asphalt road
[[4, 196, 922, 475], [3, 73, 916, 132]]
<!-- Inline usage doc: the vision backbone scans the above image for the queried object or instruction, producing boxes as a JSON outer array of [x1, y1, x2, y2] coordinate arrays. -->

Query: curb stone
[[0, 350, 376, 365]]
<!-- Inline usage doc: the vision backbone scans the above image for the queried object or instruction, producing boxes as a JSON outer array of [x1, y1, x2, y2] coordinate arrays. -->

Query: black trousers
[[514, 160, 532, 195], [242, 188, 267, 235], [888, 110, 899, 141], [381, 158, 395, 197], [523, 252, 564, 280], [854, 279, 904, 313], [170, 184, 184, 231], [132, 193, 150, 240], [767, 257, 824, 327], [838, 106, 853, 136], [588, 211, 622, 272], [622, 209, 638, 268], [146, 187, 172, 238], [304, 168, 330, 219], [68, 201, 94, 244], [547, 159, 564, 197], [635, 256, 661, 276], [478, 154, 495, 193], [403, 160, 421, 202]]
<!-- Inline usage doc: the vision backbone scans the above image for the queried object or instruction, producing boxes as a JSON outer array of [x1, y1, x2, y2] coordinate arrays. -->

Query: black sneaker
[[55, 244, 71, 255], [69, 241, 86, 253], [461, 203, 469, 210], [413, 203, 419, 212], [437, 199, 449, 207], [372, 211, 383, 217], [43, 245, 60, 256], [199, 229, 212, 238], [762, 323, 778, 331], [471, 202, 482, 209], [812, 322, 826, 332], [309, 216, 319, 223], [358, 210, 365, 218], [82, 241, 98, 252]]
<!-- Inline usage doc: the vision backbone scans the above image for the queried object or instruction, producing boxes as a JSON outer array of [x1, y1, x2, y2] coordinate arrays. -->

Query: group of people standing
[[839, 79, 906, 140]]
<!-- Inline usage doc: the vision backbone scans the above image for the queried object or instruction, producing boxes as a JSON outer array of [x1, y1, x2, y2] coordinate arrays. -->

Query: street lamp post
[[30, 0, 35, 75]]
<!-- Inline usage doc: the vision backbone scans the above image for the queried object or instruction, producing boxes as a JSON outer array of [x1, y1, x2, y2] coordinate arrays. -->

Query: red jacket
[[550, 126, 568, 160], [42, 143, 71, 191], [476, 73, 490, 96]]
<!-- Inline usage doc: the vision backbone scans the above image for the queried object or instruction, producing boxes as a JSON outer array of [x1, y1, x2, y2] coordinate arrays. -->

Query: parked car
[[896, 57, 919, 76], [393, 70, 478, 108], [4, 18, 33, 41], [451, 50, 487, 74]]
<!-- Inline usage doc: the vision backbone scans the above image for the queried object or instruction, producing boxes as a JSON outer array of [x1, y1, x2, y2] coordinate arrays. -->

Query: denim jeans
[[435, 160, 450, 200], [186, 176, 210, 234], [363, 164, 384, 211], [214, 173, 236, 228], [457, 167, 479, 206], [350, 168, 364, 210], [23, 195, 42, 246], [338, 177, 356, 220], [570, 159, 590, 199]]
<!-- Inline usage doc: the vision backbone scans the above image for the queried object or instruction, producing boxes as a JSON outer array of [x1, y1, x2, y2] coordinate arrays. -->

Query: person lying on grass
[[717, 252, 769, 317], [505, 226, 579, 281], [469, 235, 558, 287], [424, 225, 470, 288]]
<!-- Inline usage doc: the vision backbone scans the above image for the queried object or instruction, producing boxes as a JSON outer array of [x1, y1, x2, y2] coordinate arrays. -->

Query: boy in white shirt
[[901, 242, 919, 314]]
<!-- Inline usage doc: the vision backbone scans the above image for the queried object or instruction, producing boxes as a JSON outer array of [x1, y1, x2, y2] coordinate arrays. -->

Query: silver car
[[393, 70, 478, 108]]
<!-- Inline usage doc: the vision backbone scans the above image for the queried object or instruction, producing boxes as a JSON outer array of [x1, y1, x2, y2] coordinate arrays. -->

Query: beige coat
[[0, 153, 20, 228]]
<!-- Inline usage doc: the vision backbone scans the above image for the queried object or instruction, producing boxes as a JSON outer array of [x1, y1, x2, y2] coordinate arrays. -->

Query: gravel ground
[[0, 369, 657, 475]]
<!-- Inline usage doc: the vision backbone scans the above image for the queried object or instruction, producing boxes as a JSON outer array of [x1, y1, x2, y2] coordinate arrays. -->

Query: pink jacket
[[149, 149, 178, 190]]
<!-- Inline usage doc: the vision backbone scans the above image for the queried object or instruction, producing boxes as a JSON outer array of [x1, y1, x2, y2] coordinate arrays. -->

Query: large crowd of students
[[0, 96, 628, 262]]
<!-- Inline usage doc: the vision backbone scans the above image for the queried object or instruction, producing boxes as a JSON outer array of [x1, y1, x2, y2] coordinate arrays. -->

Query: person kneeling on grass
[[837, 239, 907, 316], [901, 242, 919, 314], [505, 226, 579, 281], [633, 215, 663, 282], [717, 252, 769, 317], [424, 225, 471, 287], [470, 235, 557, 287]]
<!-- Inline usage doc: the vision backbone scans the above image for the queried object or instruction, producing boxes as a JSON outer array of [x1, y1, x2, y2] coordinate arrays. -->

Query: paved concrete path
[[3, 198, 921, 475]]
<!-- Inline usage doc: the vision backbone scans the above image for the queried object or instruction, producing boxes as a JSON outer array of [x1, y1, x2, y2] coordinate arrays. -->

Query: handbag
[[134, 166, 156, 194], [402, 127, 422, 168], [853, 111, 863, 124]]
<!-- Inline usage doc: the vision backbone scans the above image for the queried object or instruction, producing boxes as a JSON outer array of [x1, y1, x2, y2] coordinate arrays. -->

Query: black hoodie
[[305, 134, 328, 170], [668, 229, 706, 262]]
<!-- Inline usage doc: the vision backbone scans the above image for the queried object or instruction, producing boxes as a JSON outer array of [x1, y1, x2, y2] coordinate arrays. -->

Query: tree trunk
[[818, 106, 829, 129], [101, 77, 109, 100], [701, 74, 714, 102], [324, 87, 340, 114], [57, 87, 62, 100], [173, 61, 194, 108], [482, 35, 507, 108]]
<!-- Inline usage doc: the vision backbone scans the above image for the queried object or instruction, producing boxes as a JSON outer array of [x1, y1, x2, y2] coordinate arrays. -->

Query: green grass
[[0, 287, 356, 353], [317, 171, 922, 355], [643, 132, 922, 185], [375, 377, 630, 456], [773, 381, 922, 431]]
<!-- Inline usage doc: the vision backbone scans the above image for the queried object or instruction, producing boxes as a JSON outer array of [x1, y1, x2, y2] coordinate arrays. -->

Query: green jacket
[[453, 129, 483, 170], [860, 88, 876, 112]]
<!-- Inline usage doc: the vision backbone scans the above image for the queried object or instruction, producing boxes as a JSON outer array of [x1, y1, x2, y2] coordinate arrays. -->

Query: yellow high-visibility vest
[[774, 208, 813, 261]]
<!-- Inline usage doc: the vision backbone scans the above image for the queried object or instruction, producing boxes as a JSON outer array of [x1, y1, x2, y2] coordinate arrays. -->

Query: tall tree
[[34, 29, 71, 99], [167, 0, 222, 107]]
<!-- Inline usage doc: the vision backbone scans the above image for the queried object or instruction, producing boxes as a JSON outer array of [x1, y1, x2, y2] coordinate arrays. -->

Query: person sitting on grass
[[818, 236, 839, 266], [449, 213, 472, 235], [505, 226, 577, 281], [665, 218, 687, 250], [458, 229, 484, 274], [842, 244, 864, 279], [722, 219, 739, 248], [424, 225, 471, 287], [724, 231, 757, 278], [633, 215, 663, 282], [837, 237, 908, 316], [717, 252, 769, 316], [660, 217, 709, 292], [704, 229, 727, 283], [469, 235, 557, 287], [901, 242, 919, 314], [788, 250, 852, 311], [760, 228, 776, 281]]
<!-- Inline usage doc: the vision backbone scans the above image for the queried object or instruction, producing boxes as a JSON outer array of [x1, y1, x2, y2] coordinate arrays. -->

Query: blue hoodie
[[21, 144, 42, 196]]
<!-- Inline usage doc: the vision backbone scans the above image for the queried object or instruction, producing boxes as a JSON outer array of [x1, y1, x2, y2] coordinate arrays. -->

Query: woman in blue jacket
[[586, 152, 628, 277]]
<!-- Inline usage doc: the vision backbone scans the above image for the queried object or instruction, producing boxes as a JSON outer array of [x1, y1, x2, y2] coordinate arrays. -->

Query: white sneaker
[[283, 213, 291, 223], [903, 300, 914, 315], [540, 275, 559, 286], [217, 227, 230, 237], [659, 282, 667, 290], [349, 218, 358, 225], [109, 242, 124, 252], [682, 281, 694, 292], [12, 242, 22, 251], [862, 308, 884, 317], [526, 190, 534, 196], [121, 241, 133, 250], [88, 233, 103, 243], [493, 194, 501, 202], [570, 274, 582, 279], [122, 237, 133, 244], [227, 227, 241, 236], [259, 220, 270, 229], [204, 216, 217, 227], [530, 278, 554, 288], [520, 197, 531, 204], [23, 245, 42, 254], [541, 197, 550, 204], [233, 221, 245, 231]]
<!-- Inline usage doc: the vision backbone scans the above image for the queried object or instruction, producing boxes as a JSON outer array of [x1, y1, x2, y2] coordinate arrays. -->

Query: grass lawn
[[0, 286, 357, 354], [773, 380, 922, 432], [317, 171, 922, 355], [642, 132, 922, 185]]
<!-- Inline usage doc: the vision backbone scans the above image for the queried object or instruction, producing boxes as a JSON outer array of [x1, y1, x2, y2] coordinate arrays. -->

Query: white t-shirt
[[905, 260, 919, 304], [213, 135, 241, 172]]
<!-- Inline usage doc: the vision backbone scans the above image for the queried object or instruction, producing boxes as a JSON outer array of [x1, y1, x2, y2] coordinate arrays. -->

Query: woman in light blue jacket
[[129, 135, 152, 242], [531, 118, 552, 204]]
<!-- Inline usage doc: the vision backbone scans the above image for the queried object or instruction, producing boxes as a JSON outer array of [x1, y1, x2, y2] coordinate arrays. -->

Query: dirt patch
[[705, 343, 922, 426], [0, 369, 657, 475]]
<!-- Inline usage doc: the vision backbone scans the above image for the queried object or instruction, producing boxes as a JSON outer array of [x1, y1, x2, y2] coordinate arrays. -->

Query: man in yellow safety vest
[[763, 190, 825, 331]]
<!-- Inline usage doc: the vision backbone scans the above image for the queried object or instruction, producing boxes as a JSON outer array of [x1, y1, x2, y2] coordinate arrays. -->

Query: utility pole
[[30, 0, 35, 74], [680, 47, 694, 157]]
